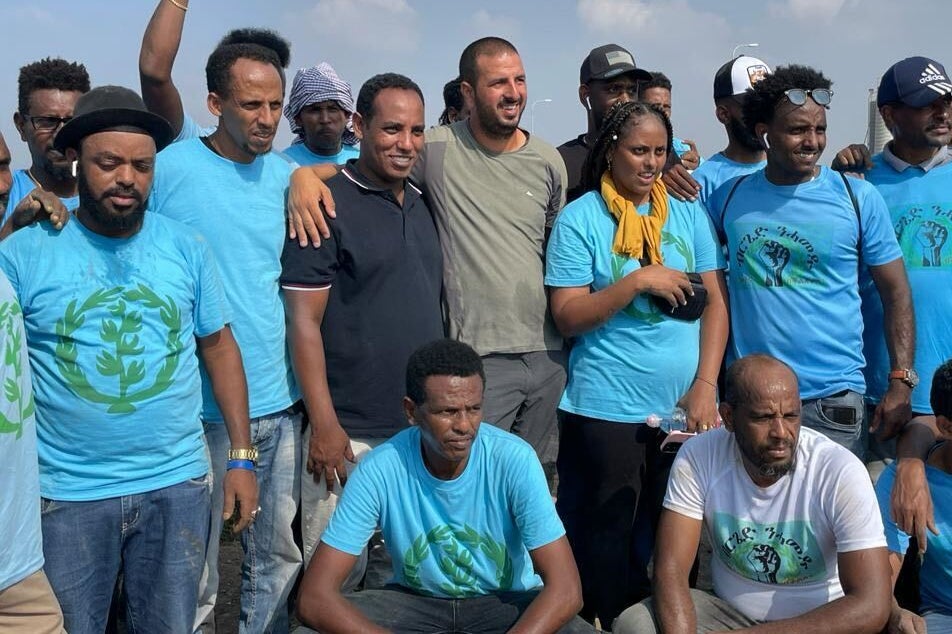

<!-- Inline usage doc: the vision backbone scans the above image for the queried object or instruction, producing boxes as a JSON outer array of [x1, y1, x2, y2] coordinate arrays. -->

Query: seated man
[[876, 358, 952, 633], [296, 338, 591, 634], [615, 354, 892, 633]]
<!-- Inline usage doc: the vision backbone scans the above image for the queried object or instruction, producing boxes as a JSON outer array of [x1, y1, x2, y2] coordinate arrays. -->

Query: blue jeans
[[297, 585, 593, 633], [41, 476, 211, 634], [197, 408, 302, 634], [800, 390, 866, 460], [926, 611, 952, 634]]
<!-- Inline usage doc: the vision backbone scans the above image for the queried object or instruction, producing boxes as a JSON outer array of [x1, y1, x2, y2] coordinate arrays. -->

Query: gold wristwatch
[[227, 447, 259, 464]]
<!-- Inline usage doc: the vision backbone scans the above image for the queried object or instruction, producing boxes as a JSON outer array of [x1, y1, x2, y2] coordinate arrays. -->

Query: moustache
[[102, 187, 143, 202]]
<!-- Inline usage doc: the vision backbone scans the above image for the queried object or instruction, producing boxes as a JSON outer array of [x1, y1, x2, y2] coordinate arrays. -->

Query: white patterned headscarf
[[284, 62, 359, 146]]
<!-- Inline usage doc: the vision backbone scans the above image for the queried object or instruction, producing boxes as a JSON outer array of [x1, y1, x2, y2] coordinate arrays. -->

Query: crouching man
[[615, 354, 893, 633], [297, 338, 591, 634]]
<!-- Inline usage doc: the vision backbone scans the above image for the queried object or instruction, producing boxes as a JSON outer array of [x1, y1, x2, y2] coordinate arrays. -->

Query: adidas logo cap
[[877, 56, 952, 108]]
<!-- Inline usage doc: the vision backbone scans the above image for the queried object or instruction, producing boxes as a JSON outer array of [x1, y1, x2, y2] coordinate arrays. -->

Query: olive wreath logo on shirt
[[610, 231, 694, 323], [403, 524, 514, 598], [0, 300, 35, 438], [55, 285, 184, 413]]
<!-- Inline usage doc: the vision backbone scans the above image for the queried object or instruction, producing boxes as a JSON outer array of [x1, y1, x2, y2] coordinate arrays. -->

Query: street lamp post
[[731, 42, 759, 59], [530, 98, 552, 134]]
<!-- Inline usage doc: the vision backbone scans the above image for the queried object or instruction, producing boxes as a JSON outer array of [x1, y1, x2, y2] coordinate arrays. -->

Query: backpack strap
[[717, 173, 750, 245], [839, 170, 863, 256]]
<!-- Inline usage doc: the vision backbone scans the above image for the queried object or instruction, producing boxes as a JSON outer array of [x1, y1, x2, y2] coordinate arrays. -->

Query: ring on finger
[[250, 506, 262, 521]]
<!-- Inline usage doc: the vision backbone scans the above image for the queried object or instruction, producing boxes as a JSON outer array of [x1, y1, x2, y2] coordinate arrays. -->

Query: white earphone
[[71, 160, 78, 178], [761, 133, 770, 150]]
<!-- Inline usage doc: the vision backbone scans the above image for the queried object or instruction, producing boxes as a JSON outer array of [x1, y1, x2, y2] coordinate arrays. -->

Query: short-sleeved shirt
[[280, 165, 444, 438], [281, 142, 359, 166], [412, 122, 567, 356], [173, 112, 216, 143], [707, 167, 902, 399], [666, 427, 886, 622], [545, 190, 724, 422], [150, 137, 299, 421], [692, 153, 766, 208], [861, 153, 952, 412], [2, 170, 79, 225], [557, 134, 590, 205], [876, 457, 952, 614], [0, 271, 43, 591], [321, 424, 565, 598], [0, 215, 229, 500]]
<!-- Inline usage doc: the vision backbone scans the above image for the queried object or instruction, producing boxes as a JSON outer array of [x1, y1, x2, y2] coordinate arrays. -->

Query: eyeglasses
[[23, 115, 72, 132], [784, 88, 833, 107]]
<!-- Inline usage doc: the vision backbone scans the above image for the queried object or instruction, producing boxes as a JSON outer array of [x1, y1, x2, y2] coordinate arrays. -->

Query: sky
[[0, 0, 947, 169]]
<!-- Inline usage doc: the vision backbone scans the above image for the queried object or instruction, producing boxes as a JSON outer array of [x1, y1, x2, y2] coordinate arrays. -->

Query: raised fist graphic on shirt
[[916, 220, 948, 267], [747, 543, 781, 583], [757, 240, 791, 287]]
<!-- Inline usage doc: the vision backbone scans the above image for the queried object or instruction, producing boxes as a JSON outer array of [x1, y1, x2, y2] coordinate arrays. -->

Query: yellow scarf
[[600, 171, 669, 263]]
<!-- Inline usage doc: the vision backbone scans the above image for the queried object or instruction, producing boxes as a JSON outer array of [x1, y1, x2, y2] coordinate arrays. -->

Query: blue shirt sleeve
[[545, 197, 596, 287], [174, 112, 216, 143], [0, 240, 21, 297], [320, 457, 382, 556], [874, 463, 910, 556], [852, 177, 902, 267], [506, 443, 565, 551], [688, 199, 726, 272], [191, 235, 232, 337]]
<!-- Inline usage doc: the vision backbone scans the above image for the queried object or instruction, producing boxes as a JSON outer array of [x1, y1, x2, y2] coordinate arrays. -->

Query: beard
[[736, 432, 797, 482], [729, 116, 764, 153], [473, 97, 522, 139], [78, 172, 147, 232]]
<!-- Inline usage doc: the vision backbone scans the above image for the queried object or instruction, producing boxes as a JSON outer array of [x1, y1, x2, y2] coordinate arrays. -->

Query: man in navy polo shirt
[[281, 73, 444, 585]]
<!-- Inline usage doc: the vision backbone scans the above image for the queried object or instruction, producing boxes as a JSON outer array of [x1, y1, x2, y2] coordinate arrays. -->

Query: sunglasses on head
[[784, 88, 833, 107]]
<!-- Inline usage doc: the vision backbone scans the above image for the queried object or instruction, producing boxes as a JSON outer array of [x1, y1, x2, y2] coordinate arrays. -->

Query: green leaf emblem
[[54, 285, 185, 414]]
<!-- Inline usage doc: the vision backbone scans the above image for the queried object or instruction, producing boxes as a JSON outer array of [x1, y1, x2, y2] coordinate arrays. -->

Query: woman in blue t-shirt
[[545, 101, 728, 627]]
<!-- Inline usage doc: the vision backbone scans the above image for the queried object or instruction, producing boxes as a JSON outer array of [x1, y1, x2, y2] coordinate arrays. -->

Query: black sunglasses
[[784, 88, 833, 107]]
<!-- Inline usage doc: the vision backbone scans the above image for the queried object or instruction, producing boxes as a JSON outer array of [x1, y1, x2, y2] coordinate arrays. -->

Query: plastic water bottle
[[645, 407, 688, 433]]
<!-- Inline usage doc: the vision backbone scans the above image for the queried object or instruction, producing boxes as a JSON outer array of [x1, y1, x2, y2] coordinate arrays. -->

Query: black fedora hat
[[54, 85, 174, 152]]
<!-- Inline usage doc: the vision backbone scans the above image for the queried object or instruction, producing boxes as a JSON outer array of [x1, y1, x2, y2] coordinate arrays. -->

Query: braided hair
[[581, 101, 673, 193]]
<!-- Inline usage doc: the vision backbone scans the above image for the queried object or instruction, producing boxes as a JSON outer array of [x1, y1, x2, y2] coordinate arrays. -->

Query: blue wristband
[[226, 459, 255, 471]]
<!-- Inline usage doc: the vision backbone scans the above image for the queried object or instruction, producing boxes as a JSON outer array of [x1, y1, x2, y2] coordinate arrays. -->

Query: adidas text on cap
[[580, 44, 652, 84], [713, 56, 771, 100], [878, 56, 952, 108]]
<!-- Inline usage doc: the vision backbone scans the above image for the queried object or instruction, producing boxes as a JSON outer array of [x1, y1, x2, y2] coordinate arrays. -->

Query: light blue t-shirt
[[692, 153, 766, 208], [2, 169, 79, 225], [861, 156, 952, 413], [151, 137, 299, 421], [545, 190, 724, 422], [707, 167, 902, 399], [174, 112, 216, 143], [0, 272, 43, 591], [876, 458, 952, 614], [321, 424, 565, 598], [281, 142, 358, 166], [0, 215, 230, 500]]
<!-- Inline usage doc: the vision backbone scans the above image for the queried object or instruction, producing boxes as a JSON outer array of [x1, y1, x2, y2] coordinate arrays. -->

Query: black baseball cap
[[877, 56, 952, 108], [580, 44, 652, 84]]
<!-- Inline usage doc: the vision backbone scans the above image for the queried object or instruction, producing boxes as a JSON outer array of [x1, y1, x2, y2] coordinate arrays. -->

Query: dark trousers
[[555, 412, 671, 629], [298, 585, 593, 633]]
